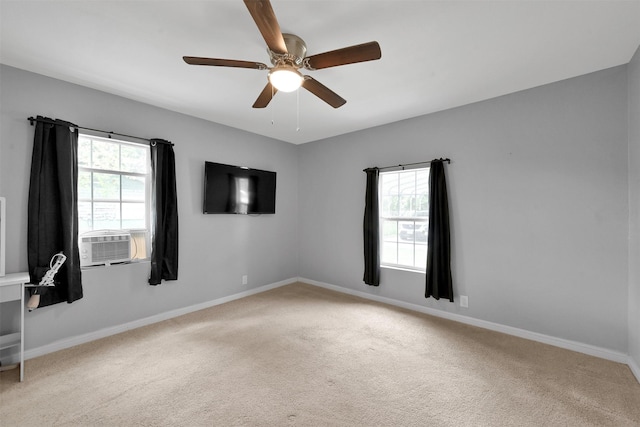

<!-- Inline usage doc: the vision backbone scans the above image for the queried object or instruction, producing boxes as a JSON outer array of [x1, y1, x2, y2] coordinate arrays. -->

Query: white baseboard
[[24, 277, 297, 361], [629, 355, 640, 383], [24, 276, 640, 385], [299, 277, 631, 367]]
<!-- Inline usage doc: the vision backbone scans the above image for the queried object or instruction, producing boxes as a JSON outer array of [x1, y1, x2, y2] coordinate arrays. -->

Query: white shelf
[[0, 272, 29, 381], [0, 332, 20, 350]]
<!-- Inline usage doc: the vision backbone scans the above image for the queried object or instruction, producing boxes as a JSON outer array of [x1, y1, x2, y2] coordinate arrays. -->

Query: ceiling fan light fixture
[[268, 66, 303, 92]]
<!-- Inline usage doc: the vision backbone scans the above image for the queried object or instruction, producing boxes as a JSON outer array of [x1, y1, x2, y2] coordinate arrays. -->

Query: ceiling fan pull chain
[[271, 84, 275, 125], [296, 88, 300, 132]]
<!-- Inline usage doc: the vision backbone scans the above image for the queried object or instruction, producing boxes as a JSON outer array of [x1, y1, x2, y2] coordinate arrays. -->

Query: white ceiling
[[1, 1, 639, 145]]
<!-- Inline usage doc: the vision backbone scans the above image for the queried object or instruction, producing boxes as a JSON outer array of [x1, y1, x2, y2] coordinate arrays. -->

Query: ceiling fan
[[183, 0, 382, 109]]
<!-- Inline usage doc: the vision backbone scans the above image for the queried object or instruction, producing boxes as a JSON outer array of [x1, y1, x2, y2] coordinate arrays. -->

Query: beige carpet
[[1, 282, 639, 426]]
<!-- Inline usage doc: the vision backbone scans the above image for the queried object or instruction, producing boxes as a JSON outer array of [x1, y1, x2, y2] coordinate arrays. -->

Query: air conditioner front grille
[[80, 233, 131, 266]]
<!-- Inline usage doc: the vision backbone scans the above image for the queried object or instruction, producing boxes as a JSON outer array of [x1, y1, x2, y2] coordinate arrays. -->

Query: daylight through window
[[379, 167, 429, 270], [77, 134, 151, 260]]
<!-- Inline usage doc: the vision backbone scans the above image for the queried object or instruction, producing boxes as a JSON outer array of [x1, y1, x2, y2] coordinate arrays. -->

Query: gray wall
[[298, 65, 630, 353], [0, 65, 299, 351], [629, 46, 640, 371], [0, 61, 635, 360]]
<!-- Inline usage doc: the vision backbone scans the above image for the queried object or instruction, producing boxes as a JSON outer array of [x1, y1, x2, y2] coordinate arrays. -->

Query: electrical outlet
[[242, 275, 248, 285], [460, 295, 468, 308]]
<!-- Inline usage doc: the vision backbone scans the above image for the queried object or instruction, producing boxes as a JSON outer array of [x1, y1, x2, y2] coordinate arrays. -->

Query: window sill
[[381, 265, 425, 274], [80, 259, 150, 271]]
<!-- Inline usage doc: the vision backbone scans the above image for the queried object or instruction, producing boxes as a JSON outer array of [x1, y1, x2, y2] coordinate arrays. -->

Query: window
[[379, 167, 429, 270], [77, 134, 151, 260]]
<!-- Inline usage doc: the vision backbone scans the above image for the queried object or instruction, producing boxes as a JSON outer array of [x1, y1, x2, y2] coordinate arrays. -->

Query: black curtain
[[27, 116, 83, 307], [363, 167, 380, 286], [149, 139, 178, 285], [425, 160, 453, 301]]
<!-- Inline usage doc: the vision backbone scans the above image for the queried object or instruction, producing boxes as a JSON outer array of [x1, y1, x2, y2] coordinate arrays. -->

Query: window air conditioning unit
[[80, 231, 131, 267]]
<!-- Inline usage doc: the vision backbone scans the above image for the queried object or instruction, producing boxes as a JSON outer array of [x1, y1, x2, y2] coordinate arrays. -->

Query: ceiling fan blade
[[304, 41, 381, 70], [183, 56, 268, 70], [243, 0, 288, 55], [301, 76, 346, 108], [253, 82, 278, 108]]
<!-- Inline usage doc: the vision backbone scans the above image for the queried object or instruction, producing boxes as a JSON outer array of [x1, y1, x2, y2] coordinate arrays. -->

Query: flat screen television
[[203, 161, 276, 214]]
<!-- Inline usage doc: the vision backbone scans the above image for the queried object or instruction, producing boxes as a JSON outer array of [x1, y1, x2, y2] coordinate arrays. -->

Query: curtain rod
[[27, 117, 173, 146], [363, 158, 451, 172]]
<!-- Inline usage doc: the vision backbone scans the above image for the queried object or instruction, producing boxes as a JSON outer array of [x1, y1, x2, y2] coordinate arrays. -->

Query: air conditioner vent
[[80, 231, 131, 267]]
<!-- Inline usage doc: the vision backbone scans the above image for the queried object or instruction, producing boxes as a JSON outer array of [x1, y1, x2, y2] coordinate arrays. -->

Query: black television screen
[[203, 161, 276, 214]]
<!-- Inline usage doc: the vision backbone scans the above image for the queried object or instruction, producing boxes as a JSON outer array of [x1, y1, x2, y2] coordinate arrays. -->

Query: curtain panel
[[149, 139, 179, 285], [363, 167, 380, 286], [425, 160, 453, 301], [27, 116, 83, 307]]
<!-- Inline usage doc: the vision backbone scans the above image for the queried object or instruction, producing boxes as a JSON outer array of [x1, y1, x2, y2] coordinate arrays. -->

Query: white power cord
[[38, 252, 66, 287], [27, 252, 67, 311]]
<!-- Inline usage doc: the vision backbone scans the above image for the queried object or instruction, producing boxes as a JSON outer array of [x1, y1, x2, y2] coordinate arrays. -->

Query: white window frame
[[77, 133, 152, 262], [379, 166, 430, 272]]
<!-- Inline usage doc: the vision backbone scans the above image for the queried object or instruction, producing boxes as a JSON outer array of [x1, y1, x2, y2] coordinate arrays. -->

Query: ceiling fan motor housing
[[269, 33, 307, 67]]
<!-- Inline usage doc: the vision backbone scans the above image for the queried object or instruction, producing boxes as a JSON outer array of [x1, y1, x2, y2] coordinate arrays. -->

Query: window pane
[[381, 174, 399, 217], [381, 172, 397, 190], [78, 171, 92, 200], [121, 144, 148, 173], [381, 195, 397, 217], [92, 139, 120, 170], [381, 219, 397, 265], [398, 220, 415, 243], [382, 219, 398, 242], [93, 202, 120, 229], [122, 175, 145, 201], [415, 222, 428, 242], [380, 195, 390, 216], [416, 169, 429, 215], [78, 202, 92, 233], [78, 137, 92, 168], [399, 195, 416, 217], [93, 172, 120, 200], [397, 242, 415, 266], [416, 197, 429, 216], [122, 203, 146, 229], [415, 241, 428, 268], [398, 170, 415, 194], [381, 241, 398, 265]]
